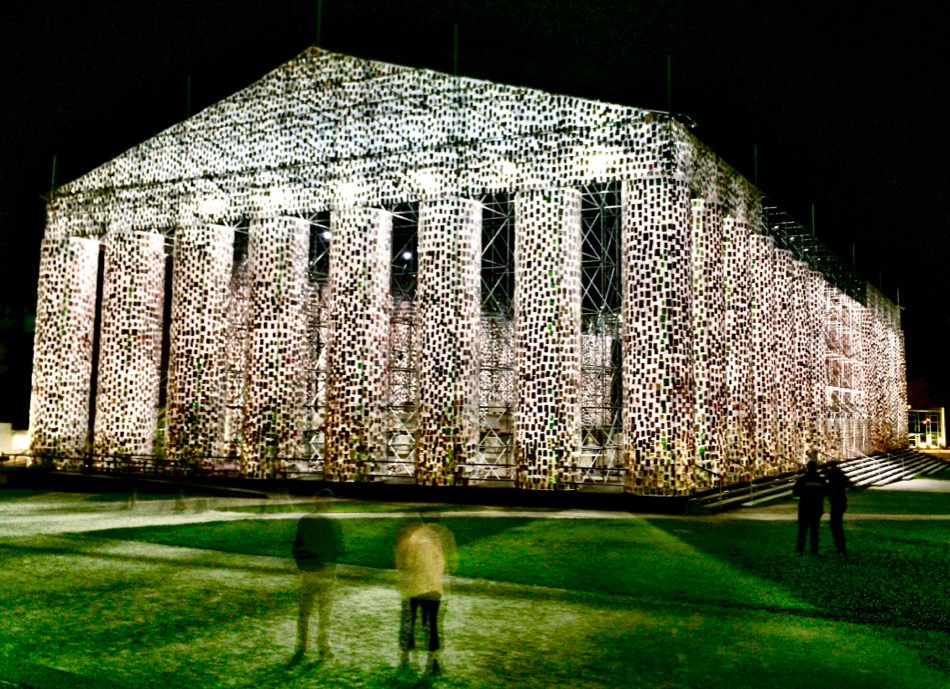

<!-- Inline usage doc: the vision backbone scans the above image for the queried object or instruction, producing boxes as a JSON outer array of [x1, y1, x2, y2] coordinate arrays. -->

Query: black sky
[[1, 0, 947, 425]]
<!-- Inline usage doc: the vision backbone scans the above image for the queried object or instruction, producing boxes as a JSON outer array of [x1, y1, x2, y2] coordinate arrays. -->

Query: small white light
[[11, 432, 30, 453], [322, 230, 331, 240], [402, 251, 412, 261]]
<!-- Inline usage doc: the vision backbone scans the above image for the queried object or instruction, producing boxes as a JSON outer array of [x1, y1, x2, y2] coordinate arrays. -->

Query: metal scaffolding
[[761, 203, 872, 459], [578, 183, 623, 485], [476, 192, 516, 481], [761, 203, 865, 303], [386, 203, 421, 479]]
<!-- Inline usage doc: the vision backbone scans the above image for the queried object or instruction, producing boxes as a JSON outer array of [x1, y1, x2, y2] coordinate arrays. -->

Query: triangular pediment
[[49, 48, 702, 234]]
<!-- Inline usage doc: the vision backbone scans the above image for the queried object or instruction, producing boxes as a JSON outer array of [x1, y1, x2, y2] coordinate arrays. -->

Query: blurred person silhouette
[[291, 488, 344, 663], [825, 461, 853, 554], [395, 516, 457, 675], [792, 460, 827, 554]]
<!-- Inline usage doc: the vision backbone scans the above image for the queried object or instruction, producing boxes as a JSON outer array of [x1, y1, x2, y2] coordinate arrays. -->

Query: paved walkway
[[2, 474, 947, 537], [1, 480, 947, 689]]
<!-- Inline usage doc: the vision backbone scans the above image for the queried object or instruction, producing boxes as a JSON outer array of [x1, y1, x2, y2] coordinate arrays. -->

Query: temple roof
[[54, 48, 689, 233]]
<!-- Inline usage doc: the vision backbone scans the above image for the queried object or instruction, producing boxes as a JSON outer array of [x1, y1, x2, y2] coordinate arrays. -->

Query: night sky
[[1, 1, 947, 427]]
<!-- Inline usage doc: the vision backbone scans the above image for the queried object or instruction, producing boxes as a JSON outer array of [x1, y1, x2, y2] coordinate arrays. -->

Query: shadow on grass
[[222, 501, 497, 515], [85, 491, 216, 503], [0, 562, 298, 656], [84, 517, 530, 570], [240, 658, 452, 689], [645, 517, 950, 672], [646, 518, 949, 624], [0, 488, 50, 500], [0, 654, 126, 688]]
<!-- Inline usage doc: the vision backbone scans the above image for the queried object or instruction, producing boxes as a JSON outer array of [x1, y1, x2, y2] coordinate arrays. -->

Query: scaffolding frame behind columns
[[824, 286, 867, 458], [301, 210, 331, 472], [385, 203, 421, 478], [578, 183, 623, 486], [476, 192, 516, 481]]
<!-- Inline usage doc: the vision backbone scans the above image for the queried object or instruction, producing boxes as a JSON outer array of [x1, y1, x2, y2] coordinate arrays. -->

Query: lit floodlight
[[402, 251, 412, 261], [12, 433, 29, 453]]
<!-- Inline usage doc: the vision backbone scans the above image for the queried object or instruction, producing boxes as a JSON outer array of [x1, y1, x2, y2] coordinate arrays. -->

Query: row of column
[[618, 177, 904, 494], [823, 283, 907, 457], [28, 194, 582, 486], [29, 231, 166, 458], [30, 180, 908, 492]]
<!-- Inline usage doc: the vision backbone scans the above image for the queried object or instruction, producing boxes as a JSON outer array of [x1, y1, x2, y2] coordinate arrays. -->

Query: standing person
[[825, 461, 853, 554], [792, 460, 827, 554], [395, 518, 456, 675], [291, 489, 344, 663]]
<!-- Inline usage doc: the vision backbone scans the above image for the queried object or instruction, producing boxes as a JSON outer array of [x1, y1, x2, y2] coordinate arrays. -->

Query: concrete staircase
[[687, 449, 948, 514]]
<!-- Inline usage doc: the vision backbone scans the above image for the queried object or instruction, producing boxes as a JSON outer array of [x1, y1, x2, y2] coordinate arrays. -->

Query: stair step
[[923, 461, 950, 476], [690, 479, 795, 506], [687, 451, 941, 513], [742, 488, 793, 506]]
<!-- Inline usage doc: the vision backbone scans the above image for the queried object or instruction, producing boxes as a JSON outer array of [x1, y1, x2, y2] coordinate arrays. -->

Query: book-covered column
[[415, 197, 482, 485], [165, 223, 234, 461], [324, 207, 392, 481], [241, 216, 309, 475], [28, 233, 100, 459], [513, 189, 582, 489], [94, 231, 165, 457], [621, 177, 694, 495]]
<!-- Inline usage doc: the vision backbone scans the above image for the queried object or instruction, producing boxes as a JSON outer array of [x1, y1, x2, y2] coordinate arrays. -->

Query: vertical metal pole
[[317, 0, 323, 45], [453, 23, 459, 76], [753, 144, 758, 187], [50, 154, 57, 196], [667, 54, 672, 115], [666, 55, 673, 165]]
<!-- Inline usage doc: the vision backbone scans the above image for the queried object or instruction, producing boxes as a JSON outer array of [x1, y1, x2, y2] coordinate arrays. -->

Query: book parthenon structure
[[28, 49, 907, 494]]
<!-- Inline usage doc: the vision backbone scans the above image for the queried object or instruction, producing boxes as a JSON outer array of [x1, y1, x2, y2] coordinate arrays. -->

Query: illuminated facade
[[908, 409, 945, 449], [28, 49, 908, 494]]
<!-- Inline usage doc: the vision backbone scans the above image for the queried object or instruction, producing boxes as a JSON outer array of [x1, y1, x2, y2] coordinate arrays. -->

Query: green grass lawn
[[847, 487, 950, 514], [218, 500, 497, 514], [88, 517, 809, 611], [0, 488, 947, 689], [0, 488, 51, 500]]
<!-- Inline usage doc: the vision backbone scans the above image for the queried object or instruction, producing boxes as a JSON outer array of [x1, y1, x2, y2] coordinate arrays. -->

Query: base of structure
[[3, 468, 690, 514]]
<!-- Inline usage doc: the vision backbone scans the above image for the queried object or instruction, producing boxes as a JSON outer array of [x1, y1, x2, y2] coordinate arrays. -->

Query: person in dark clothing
[[825, 461, 853, 553], [792, 460, 827, 554], [291, 489, 344, 663]]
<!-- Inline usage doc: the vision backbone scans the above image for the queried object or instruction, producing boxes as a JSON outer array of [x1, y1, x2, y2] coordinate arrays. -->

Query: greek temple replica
[[28, 48, 907, 494]]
